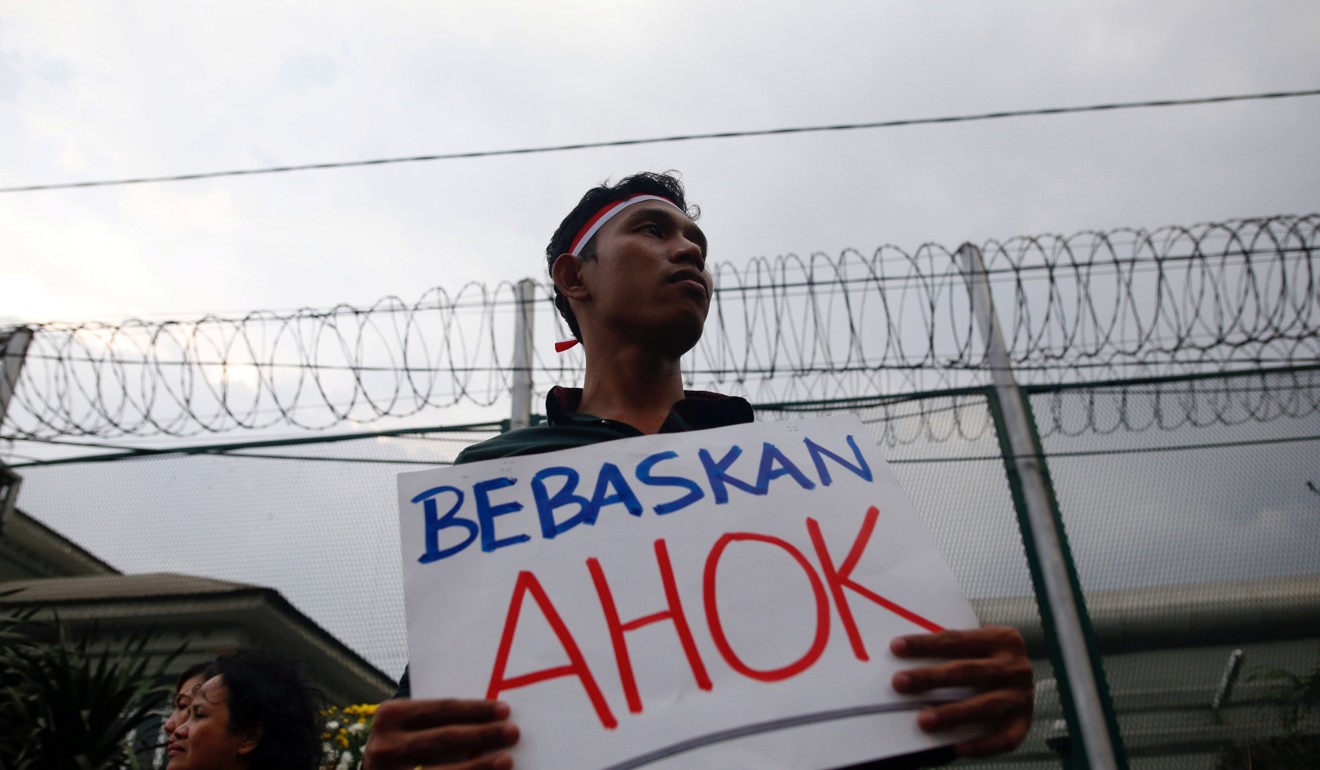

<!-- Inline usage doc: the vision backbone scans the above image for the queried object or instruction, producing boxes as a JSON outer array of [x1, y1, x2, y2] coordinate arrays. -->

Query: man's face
[[574, 201, 711, 356]]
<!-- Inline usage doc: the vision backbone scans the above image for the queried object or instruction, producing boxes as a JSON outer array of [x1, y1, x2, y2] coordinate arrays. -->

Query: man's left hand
[[890, 625, 1035, 758]]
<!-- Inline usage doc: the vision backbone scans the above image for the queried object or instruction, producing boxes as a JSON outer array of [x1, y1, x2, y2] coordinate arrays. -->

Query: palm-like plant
[[1215, 653, 1320, 770], [0, 607, 179, 770]]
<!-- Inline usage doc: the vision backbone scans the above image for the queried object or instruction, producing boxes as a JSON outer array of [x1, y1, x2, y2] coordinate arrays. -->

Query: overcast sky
[[3, 0, 1318, 326]]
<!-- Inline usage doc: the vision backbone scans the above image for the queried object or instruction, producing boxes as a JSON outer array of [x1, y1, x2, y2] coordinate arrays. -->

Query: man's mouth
[[668, 269, 709, 297]]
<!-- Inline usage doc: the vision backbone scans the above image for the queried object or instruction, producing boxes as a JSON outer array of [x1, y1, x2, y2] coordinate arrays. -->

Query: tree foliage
[[1215, 652, 1320, 770], [1255, 655, 1320, 734], [0, 607, 178, 770]]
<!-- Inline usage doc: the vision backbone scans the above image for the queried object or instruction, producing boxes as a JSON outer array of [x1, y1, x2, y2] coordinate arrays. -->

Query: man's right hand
[[363, 699, 520, 770]]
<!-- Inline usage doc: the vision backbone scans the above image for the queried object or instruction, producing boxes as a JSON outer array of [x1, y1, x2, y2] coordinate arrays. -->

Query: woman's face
[[163, 674, 208, 745], [166, 675, 254, 770]]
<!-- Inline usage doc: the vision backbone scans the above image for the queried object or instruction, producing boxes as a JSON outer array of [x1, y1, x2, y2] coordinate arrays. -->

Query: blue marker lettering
[[699, 445, 760, 504], [754, 442, 816, 493], [589, 462, 644, 519], [413, 485, 477, 563], [474, 477, 529, 553], [532, 467, 593, 538], [804, 434, 873, 486], [636, 450, 705, 515]]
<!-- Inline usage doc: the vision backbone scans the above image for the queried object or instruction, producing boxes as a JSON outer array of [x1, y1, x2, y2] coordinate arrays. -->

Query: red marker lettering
[[808, 506, 944, 663], [486, 570, 617, 729], [588, 539, 712, 714], [703, 532, 830, 682]]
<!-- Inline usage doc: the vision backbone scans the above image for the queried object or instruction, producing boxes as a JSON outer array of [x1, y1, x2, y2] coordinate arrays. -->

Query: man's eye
[[641, 223, 662, 235]]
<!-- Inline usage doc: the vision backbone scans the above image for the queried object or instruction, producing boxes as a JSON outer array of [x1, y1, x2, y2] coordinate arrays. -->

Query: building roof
[[0, 507, 118, 581], [0, 571, 394, 705], [0, 503, 392, 702], [972, 574, 1320, 655], [1, 571, 248, 602]]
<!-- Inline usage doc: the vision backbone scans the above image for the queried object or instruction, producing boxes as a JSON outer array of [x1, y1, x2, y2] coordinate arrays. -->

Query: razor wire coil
[[2, 214, 1316, 441]]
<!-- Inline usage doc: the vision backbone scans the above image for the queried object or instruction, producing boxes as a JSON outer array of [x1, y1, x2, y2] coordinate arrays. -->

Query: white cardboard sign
[[397, 415, 979, 770]]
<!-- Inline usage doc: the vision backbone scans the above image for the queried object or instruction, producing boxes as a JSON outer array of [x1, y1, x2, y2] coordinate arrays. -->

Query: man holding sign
[[365, 173, 1033, 770]]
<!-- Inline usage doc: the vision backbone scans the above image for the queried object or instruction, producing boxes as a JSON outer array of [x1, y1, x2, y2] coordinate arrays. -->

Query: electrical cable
[[3, 88, 1317, 193]]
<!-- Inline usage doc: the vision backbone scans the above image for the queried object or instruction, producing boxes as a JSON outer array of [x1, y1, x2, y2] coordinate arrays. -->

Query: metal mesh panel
[[1038, 371, 1319, 592], [1037, 369, 1320, 765], [14, 428, 497, 680], [759, 393, 1060, 763], [760, 393, 1036, 601], [11, 373, 1319, 767]]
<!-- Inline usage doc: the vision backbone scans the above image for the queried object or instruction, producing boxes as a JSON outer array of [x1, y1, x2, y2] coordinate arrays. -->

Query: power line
[[5, 88, 1317, 194], [10, 430, 1318, 469]]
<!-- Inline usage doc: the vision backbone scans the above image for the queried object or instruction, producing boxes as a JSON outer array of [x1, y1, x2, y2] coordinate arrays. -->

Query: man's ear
[[551, 253, 590, 301]]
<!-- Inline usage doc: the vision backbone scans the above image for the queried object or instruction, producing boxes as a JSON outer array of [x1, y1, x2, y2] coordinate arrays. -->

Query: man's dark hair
[[213, 649, 323, 770], [546, 171, 699, 343]]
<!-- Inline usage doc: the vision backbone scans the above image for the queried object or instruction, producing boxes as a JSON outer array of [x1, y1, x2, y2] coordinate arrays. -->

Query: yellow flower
[[343, 703, 379, 717]]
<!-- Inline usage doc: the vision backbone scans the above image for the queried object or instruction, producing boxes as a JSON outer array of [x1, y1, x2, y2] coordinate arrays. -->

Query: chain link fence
[[10, 366, 1318, 768]]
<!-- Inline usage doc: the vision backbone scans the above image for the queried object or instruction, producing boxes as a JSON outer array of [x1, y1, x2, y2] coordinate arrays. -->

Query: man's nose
[[672, 236, 705, 271]]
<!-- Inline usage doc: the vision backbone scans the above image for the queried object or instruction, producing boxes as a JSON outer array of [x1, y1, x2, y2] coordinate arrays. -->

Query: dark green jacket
[[454, 386, 756, 463]]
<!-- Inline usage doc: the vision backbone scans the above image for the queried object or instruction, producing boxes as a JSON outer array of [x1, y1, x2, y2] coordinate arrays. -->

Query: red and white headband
[[568, 194, 682, 257]]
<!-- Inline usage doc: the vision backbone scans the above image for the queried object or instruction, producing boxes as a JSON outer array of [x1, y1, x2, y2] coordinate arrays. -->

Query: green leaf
[[0, 609, 183, 770]]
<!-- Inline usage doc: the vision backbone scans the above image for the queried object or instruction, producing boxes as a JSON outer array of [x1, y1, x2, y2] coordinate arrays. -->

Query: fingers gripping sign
[[890, 626, 1035, 757], [363, 699, 519, 770]]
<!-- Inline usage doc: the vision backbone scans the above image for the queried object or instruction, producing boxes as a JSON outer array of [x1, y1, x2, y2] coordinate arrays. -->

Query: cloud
[[278, 52, 345, 93]]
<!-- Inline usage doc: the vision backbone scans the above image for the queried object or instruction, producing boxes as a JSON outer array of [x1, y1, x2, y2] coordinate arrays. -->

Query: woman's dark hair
[[174, 660, 218, 693], [213, 650, 322, 770], [545, 171, 699, 343]]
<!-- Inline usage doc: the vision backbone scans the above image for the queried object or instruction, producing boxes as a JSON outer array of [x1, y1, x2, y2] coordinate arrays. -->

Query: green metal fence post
[[958, 244, 1128, 770]]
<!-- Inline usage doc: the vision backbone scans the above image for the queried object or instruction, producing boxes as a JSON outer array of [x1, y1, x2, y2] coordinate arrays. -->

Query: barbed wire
[[755, 366, 1320, 448], [2, 214, 1316, 440]]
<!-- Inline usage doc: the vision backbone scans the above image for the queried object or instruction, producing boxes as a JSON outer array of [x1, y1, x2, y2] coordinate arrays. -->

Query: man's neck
[[577, 345, 686, 435]]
